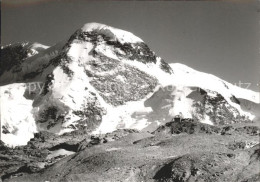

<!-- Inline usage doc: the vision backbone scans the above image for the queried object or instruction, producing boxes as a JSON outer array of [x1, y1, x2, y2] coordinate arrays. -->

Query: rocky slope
[[0, 119, 259, 182]]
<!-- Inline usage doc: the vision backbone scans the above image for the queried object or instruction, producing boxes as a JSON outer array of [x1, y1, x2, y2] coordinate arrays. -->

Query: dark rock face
[[72, 96, 106, 132], [153, 119, 260, 138], [87, 54, 158, 106], [153, 119, 221, 135], [230, 95, 240, 104], [67, 29, 173, 74], [1, 43, 30, 76], [2, 126, 10, 134], [191, 89, 251, 125]]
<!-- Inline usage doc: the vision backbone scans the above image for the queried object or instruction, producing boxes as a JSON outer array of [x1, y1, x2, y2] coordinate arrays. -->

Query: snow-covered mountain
[[1, 42, 49, 79], [1, 23, 259, 146]]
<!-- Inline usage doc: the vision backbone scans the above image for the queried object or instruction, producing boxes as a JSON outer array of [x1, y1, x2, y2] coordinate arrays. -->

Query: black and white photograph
[[0, 0, 260, 181]]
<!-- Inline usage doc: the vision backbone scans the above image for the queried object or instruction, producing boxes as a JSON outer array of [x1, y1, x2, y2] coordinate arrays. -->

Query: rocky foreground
[[1, 119, 259, 182]]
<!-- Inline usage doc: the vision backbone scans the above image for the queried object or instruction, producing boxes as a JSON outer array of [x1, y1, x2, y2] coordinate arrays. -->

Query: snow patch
[[0, 83, 37, 147]]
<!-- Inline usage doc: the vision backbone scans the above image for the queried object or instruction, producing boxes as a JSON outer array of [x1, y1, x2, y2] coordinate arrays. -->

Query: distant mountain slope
[[170, 63, 259, 104], [0, 41, 62, 85], [0, 42, 49, 77], [169, 63, 260, 121]]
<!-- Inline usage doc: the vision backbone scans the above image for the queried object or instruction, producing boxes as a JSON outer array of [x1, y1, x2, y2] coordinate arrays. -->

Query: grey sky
[[1, 0, 260, 91]]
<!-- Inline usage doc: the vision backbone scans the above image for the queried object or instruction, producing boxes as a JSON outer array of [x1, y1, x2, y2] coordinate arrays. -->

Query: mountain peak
[[80, 22, 143, 44]]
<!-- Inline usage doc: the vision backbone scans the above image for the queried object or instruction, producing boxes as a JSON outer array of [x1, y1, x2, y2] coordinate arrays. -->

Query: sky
[[1, 0, 260, 91]]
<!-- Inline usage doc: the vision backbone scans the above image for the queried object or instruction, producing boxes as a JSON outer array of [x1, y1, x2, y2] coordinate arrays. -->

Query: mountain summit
[[1, 23, 259, 146]]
